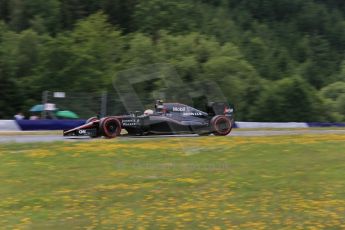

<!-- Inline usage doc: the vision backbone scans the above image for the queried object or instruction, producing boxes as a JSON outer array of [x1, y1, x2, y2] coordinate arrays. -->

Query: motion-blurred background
[[0, 0, 344, 121]]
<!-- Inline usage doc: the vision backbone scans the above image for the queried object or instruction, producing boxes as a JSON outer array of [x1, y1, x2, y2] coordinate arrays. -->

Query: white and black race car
[[63, 100, 234, 138]]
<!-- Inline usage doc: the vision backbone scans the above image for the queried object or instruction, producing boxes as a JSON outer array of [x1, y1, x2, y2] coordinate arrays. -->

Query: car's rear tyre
[[211, 115, 232, 136], [100, 117, 121, 138], [86, 116, 98, 124]]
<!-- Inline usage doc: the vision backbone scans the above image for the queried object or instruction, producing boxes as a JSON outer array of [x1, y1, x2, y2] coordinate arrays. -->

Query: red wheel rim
[[102, 118, 121, 138], [213, 116, 232, 135]]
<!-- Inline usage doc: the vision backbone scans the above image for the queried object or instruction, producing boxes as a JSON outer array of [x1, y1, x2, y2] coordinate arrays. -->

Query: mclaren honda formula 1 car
[[63, 101, 234, 138]]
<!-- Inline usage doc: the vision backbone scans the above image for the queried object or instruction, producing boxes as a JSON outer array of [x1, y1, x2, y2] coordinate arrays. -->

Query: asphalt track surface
[[0, 129, 345, 143]]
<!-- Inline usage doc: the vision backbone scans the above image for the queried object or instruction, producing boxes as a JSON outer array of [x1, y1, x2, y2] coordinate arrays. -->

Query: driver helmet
[[144, 109, 154, 115], [155, 99, 164, 111]]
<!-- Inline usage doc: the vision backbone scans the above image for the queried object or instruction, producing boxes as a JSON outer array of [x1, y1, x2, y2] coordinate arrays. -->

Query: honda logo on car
[[183, 112, 203, 116]]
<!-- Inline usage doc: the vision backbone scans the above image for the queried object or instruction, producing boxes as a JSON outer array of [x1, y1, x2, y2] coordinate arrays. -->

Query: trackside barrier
[[15, 120, 86, 131], [307, 122, 345, 127], [235, 122, 309, 128], [0, 120, 21, 131], [1, 120, 345, 131]]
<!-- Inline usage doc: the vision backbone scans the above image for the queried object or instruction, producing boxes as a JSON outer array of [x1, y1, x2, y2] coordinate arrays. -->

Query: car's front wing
[[63, 128, 98, 137]]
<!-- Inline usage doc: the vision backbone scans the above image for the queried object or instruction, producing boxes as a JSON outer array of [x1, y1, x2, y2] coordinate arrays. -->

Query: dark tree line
[[0, 0, 344, 121]]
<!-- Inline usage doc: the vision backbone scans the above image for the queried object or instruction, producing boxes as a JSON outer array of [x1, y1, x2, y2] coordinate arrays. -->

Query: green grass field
[[1, 134, 345, 229]]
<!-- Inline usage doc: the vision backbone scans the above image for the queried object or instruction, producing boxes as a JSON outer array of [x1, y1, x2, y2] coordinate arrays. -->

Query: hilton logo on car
[[122, 119, 139, 126], [172, 107, 186, 112]]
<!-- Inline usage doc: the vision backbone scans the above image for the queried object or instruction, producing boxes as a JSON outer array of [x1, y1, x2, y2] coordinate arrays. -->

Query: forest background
[[0, 0, 345, 121]]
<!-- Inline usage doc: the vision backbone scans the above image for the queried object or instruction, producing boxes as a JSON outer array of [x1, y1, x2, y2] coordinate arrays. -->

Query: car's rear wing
[[206, 102, 234, 116]]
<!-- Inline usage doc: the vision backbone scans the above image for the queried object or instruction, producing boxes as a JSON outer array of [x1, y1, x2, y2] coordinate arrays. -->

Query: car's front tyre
[[99, 117, 121, 138]]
